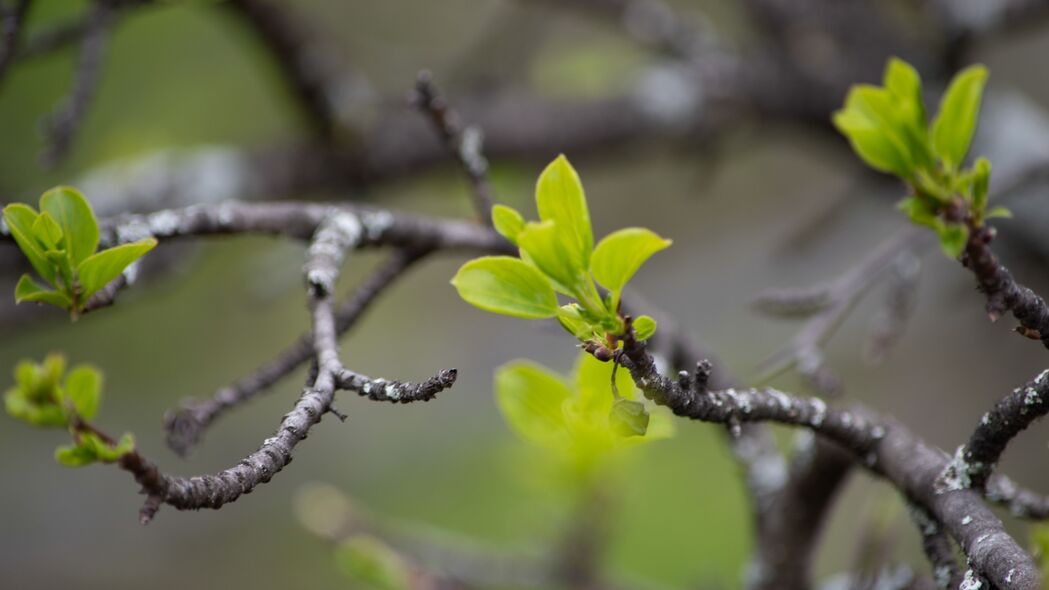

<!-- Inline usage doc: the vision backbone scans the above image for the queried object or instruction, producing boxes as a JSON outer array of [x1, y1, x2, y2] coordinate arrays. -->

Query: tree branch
[[164, 248, 429, 455], [412, 71, 495, 226]]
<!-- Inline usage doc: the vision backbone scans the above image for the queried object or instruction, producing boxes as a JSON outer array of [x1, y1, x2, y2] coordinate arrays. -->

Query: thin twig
[[164, 248, 428, 455], [412, 71, 495, 226], [39, 0, 113, 167]]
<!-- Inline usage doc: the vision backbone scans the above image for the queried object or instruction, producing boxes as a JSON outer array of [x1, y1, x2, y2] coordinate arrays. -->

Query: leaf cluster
[[452, 155, 669, 345], [4, 354, 134, 467], [495, 352, 674, 476], [3, 187, 156, 318], [833, 59, 1008, 258]]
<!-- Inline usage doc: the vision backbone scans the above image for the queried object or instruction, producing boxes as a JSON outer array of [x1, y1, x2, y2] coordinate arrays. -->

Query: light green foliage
[[633, 315, 657, 341], [452, 155, 671, 346], [2, 186, 157, 318], [495, 352, 674, 478], [4, 355, 134, 467], [450, 256, 558, 319], [1030, 524, 1049, 584], [931, 66, 988, 170], [833, 59, 1004, 259], [334, 536, 412, 590], [55, 433, 135, 468]]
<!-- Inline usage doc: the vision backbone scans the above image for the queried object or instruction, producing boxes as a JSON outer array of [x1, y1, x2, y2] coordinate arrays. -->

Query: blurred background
[[2, 0, 1049, 588]]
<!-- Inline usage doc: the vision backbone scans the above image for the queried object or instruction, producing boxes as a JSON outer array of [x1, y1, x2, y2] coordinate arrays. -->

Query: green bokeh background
[[3, 2, 1049, 589]]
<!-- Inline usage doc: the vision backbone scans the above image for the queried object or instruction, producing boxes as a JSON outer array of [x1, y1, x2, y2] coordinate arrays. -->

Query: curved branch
[[164, 248, 428, 455], [613, 321, 1040, 589]]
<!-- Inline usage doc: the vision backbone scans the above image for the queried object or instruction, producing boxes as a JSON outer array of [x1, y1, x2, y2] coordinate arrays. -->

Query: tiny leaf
[[65, 365, 102, 420], [591, 228, 672, 295], [972, 157, 991, 214], [633, 315, 657, 341], [931, 65, 988, 169], [76, 238, 157, 300], [31, 212, 64, 250], [334, 536, 411, 590], [557, 303, 596, 340], [986, 206, 1012, 220], [451, 256, 558, 319], [3, 204, 56, 285], [937, 225, 969, 259], [39, 187, 100, 267], [491, 204, 526, 245], [14, 275, 72, 308], [55, 443, 97, 467]]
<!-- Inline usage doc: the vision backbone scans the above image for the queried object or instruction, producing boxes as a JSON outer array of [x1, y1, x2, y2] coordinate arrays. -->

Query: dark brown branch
[[963, 223, 1049, 348], [40, 0, 113, 167], [942, 368, 1049, 492], [754, 228, 929, 395], [412, 71, 495, 226], [224, 0, 353, 139], [748, 435, 853, 590], [0, 0, 30, 85], [986, 474, 1049, 519], [164, 248, 427, 455], [611, 320, 1040, 588], [90, 201, 511, 253], [335, 367, 457, 404], [94, 211, 459, 522], [908, 504, 963, 589]]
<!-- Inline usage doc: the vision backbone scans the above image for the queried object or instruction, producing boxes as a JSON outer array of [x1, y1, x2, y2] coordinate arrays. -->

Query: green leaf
[[3, 204, 56, 285], [14, 275, 72, 308], [986, 206, 1012, 219], [334, 536, 411, 590], [495, 361, 572, 447], [65, 365, 102, 420], [55, 442, 97, 467], [896, 195, 942, 229], [609, 399, 649, 438], [590, 228, 672, 297], [4, 389, 66, 427], [937, 224, 969, 259], [31, 212, 64, 250], [574, 352, 638, 415], [535, 155, 593, 271], [518, 220, 590, 296], [76, 238, 157, 300], [884, 57, 925, 130], [451, 256, 558, 319], [972, 157, 991, 214], [557, 304, 596, 340], [832, 109, 913, 178], [633, 315, 657, 341], [491, 204, 526, 246], [931, 65, 988, 169], [91, 432, 134, 462], [41, 354, 66, 390], [39, 186, 99, 268]]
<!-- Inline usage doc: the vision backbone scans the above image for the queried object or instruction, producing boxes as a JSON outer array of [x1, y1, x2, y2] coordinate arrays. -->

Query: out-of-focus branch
[[39, 0, 113, 167], [224, 0, 366, 140], [909, 504, 963, 589], [0, 0, 30, 85], [747, 434, 853, 590], [753, 229, 929, 395], [412, 71, 494, 226]]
